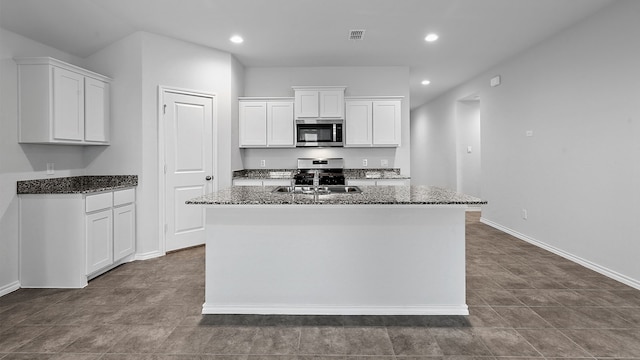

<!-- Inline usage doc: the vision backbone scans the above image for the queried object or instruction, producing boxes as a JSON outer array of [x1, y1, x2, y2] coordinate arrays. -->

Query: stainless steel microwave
[[295, 119, 343, 147]]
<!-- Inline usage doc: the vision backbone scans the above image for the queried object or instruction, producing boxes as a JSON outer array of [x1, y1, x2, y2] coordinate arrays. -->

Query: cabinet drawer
[[85, 192, 113, 213], [113, 188, 135, 206]]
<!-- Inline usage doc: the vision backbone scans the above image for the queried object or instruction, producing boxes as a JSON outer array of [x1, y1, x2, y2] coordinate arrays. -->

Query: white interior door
[[163, 91, 215, 252]]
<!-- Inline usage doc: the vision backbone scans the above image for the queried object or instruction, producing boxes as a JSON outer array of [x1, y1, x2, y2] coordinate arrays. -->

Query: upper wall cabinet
[[292, 86, 346, 119], [345, 97, 403, 147], [239, 98, 295, 148], [16, 57, 111, 145]]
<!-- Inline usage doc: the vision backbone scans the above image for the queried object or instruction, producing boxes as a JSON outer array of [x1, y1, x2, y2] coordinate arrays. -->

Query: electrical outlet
[[526, 130, 533, 137], [46, 163, 55, 175], [260, 160, 266, 167], [381, 159, 388, 167], [362, 159, 368, 167], [522, 208, 528, 220]]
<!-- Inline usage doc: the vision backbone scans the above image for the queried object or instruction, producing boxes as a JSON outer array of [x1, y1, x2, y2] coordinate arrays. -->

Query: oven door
[[296, 121, 343, 147]]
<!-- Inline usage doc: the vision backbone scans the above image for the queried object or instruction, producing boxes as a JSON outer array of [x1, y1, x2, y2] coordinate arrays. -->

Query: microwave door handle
[[333, 124, 337, 142]]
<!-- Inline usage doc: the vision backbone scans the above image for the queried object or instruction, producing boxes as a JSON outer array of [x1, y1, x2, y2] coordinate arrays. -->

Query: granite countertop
[[17, 175, 138, 194], [232, 169, 294, 179], [232, 168, 410, 180], [186, 185, 485, 206], [343, 169, 410, 180]]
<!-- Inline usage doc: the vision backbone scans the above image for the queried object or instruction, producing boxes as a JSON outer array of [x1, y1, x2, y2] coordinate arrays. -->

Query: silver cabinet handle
[[205, 176, 213, 181]]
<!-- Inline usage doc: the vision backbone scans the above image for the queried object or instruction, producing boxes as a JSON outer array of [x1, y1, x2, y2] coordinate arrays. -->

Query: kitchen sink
[[272, 185, 362, 194]]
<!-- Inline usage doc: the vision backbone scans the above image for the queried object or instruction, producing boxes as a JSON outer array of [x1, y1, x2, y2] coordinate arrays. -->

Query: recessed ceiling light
[[230, 35, 244, 44], [424, 33, 439, 42], [421, 80, 431, 85]]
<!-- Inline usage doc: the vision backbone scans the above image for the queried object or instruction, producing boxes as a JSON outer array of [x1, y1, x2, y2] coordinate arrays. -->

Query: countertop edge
[[17, 175, 138, 195]]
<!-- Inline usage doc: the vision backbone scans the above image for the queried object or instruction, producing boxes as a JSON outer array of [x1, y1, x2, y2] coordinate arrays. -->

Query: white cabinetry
[[16, 57, 111, 145], [239, 98, 294, 148], [20, 188, 136, 288], [86, 209, 113, 274], [113, 203, 136, 262], [84, 77, 110, 142], [293, 86, 345, 119], [345, 97, 402, 147], [344, 100, 372, 146]]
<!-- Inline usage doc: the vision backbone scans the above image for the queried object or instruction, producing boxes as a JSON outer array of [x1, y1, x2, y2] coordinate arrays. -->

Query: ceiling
[[0, 0, 614, 108]]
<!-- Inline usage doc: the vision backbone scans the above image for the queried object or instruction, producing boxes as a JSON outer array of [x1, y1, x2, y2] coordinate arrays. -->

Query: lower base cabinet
[[86, 209, 113, 274], [20, 188, 136, 288]]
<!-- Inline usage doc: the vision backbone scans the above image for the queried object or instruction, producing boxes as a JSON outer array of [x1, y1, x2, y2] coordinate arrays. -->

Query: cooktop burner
[[294, 158, 345, 186]]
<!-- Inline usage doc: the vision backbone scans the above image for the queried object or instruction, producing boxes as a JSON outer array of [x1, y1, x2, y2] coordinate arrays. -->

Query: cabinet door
[[345, 100, 372, 147], [86, 209, 113, 274], [294, 90, 319, 118], [113, 204, 135, 262], [372, 100, 401, 146], [267, 101, 294, 147], [85, 77, 110, 143], [239, 102, 267, 146], [319, 90, 344, 118], [52, 67, 84, 141]]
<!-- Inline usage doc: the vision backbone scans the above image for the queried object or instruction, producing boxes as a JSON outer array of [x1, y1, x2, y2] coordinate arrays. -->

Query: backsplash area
[[241, 147, 402, 171]]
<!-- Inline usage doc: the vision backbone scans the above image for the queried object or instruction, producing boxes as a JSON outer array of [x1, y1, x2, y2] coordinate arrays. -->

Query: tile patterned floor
[[1, 212, 640, 359]]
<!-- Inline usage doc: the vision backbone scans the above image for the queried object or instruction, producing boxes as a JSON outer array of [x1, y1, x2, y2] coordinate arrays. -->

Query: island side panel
[[203, 205, 467, 315]]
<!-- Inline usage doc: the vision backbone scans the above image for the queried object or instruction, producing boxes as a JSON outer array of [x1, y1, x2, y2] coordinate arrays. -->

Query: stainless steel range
[[294, 158, 346, 186]]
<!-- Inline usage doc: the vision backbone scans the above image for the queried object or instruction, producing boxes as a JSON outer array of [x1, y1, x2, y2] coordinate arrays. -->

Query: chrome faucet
[[312, 170, 320, 189]]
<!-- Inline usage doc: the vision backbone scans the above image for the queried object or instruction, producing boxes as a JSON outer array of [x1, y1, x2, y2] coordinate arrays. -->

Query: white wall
[[410, 99, 458, 187], [242, 66, 411, 173], [0, 28, 244, 293], [0, 28, 86, 294], [84, 31, 242, 258], [230, 55, 245, 172], [456, 100, 481, 197], [84, 33, 143, 176], [411, 0, 640, 287]]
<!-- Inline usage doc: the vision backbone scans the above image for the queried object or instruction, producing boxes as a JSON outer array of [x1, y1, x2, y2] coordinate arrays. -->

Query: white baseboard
[[0, 281, 20, 297], [202, 303, 469, 316], [134, 250, 164, 261], [480, 217, 640, 290]]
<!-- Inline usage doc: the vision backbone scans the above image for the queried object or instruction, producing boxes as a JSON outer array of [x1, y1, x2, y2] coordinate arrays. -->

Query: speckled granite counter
[[232, 169, 294, 180], [343, 168, 410, 180], [17, 175, 138, 194], [232, 168, 410, 181], [186, 185, 485, 205]]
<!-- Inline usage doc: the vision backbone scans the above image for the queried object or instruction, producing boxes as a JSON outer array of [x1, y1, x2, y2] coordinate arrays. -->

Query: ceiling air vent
[[349, 29, 365, 40]]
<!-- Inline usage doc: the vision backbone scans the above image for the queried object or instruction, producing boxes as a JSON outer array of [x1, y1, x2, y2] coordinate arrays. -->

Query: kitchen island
[[187, 185, 485, 316]]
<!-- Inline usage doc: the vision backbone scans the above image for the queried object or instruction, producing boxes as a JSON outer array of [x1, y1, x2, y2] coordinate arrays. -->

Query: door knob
[[205, 176, 213, 181]]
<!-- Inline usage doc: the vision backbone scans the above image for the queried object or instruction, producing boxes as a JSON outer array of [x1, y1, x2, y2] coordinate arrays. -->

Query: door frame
[[158, 86, 218, 255]]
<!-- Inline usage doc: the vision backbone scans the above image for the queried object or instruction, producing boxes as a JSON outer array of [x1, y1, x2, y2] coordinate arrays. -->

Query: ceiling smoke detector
[[349, 29, 365, 40]]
